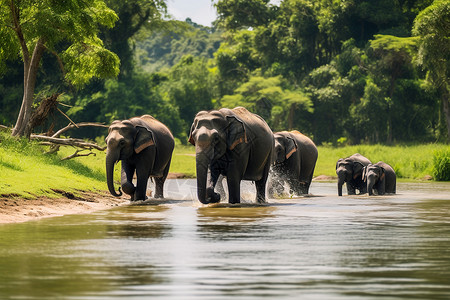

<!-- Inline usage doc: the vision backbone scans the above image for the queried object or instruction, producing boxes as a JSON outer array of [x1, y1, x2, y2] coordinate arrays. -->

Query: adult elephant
[[189, 107, 274, 204], [362, 161, 396, 195], [270, 131, 318, 195], [105, 115, 174, 201], [336, 153, 371, 196]]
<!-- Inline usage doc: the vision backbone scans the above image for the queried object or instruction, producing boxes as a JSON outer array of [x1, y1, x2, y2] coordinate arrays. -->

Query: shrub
[[432, 150, 450, 181]]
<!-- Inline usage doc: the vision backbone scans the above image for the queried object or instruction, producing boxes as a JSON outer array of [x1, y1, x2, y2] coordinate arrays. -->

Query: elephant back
[[349, 153, 372, 166], [139, 115, 174, 140], [230, 107, 272, 134]]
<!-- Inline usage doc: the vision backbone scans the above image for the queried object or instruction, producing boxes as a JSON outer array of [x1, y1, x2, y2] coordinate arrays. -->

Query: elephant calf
[[105, 115, 174, 201], [362, 161, 396, 195], [336, 153, 372, 196], [270, 131, 318, 196]]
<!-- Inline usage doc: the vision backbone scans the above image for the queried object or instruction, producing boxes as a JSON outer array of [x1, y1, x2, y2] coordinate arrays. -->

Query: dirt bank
[[0, 190, 128, 224]]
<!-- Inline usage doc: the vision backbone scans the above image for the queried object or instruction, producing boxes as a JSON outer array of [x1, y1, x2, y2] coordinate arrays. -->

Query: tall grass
[[432, 149, 450, 181], [316, 144, 450, 179]]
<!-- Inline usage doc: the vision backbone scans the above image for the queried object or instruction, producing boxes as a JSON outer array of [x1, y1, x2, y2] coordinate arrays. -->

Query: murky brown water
[[1, 180, 450, 299]]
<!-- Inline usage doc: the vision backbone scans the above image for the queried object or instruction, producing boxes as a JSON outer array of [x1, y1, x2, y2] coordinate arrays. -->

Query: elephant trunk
[[106, 151, 122, 197], [367, 176, 375, 196], [337, 173, 345, 196], [195, 147, 220, 204], [196, 152, 209, 204]]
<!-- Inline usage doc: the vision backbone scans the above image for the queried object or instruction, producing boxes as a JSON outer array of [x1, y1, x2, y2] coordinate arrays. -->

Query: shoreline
[[0, 190, 128, 224]]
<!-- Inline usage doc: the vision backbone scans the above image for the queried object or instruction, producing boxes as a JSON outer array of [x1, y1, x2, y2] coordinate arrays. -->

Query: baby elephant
[[270, 131, 318, 195], [362, 161, 396, 195]]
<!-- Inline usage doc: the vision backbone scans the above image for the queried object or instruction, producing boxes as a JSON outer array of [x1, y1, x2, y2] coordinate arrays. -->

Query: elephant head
[[362, 164, 385, 195], [273, 133, 297, 165], [189, 110, 247, 204], [336, 158, 365, 196], [105, 119, 154, 197]]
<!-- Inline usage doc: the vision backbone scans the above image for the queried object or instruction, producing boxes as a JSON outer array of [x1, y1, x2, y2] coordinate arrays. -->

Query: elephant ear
[[188, 119, 198, 146], [380, 167, 385, 181], [336, 158, 344, 170], [362, 166, 368, 182], [353, 162, 365, 179], [134, 125, 155, 154], [285, 137, 298, 159], [226, 115, 247, 150]]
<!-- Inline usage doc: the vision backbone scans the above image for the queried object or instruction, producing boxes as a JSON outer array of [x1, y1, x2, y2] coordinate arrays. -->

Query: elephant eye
[[119, 140, 125, 146]]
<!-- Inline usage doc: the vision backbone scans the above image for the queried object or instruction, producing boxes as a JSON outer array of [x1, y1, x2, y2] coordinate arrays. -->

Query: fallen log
[[31, 135, 106, 151]]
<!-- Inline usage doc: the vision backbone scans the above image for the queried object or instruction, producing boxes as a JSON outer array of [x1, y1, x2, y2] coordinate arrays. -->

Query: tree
[[215, 0, 276, 30], [0, 0, 120, 137], [413, 0, 450, 141], [102, 0, 167, 78], [369, 34, 418, 143]]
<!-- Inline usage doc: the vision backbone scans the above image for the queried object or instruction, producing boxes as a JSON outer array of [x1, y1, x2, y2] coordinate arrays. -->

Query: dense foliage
[[0, 0, 449, 145]]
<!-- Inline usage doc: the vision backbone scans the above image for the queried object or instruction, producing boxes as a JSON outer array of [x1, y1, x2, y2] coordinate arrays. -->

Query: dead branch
[[60, 149, 96, 161], [52, 122, 108, 138], [31, 135, 106, 151]]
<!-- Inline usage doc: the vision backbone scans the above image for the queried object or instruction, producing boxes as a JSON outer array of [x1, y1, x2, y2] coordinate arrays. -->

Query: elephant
[[105, 115, 174, 201], [336, 153, 372, 196], [188, 107, 274, 204], [362, 161, 396, 195], [270, 131, 318, 196]]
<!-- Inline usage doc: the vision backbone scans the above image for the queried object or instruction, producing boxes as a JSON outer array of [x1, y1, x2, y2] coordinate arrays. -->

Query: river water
[[1, 180, 450, 299]]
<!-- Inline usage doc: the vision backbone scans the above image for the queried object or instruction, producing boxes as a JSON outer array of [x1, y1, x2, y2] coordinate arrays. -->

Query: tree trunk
[[442, 88, 450, 143], [11, 35, 45, 137]]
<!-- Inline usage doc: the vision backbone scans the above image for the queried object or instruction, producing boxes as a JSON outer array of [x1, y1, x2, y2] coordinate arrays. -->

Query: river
[[0, 180, 450, 299]]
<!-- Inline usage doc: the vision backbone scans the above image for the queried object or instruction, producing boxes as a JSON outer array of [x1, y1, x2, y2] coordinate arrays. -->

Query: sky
[[166, 0, 282, 27], [166, 0, 217, 27]]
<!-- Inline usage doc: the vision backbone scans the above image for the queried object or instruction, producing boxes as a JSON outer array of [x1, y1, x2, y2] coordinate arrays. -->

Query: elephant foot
[[121, 181, 136, 195], [206, 187, 220, 203]]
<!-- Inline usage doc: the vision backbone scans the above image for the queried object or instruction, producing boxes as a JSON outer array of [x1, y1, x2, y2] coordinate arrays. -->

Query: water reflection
[[0, 180, 449, 299]]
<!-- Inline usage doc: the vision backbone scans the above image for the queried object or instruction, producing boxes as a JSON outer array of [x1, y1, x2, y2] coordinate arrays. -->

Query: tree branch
[[31, 135, 106, 151], [60, 149, 96, 161], [52, 122, 108, 138]]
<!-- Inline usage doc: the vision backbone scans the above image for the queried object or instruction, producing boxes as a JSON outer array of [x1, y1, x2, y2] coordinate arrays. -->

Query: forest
[[0, 0, 449, 146]]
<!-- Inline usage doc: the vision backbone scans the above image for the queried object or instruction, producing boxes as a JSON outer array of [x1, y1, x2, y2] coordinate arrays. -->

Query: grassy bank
[[315, 144, 450, 179], [0, 130, 448, 198]]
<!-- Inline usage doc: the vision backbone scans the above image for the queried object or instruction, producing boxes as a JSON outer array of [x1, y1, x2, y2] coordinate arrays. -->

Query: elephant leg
[[135, 166, 150, 201], [347, 183, 356, 195], [226, 175, 241, 204], [376, 180, 385, 195], [255, 159, 270, 203], [154, 158, 171, 199], [121, 161, 136, 199], [154, 177, 164, 198]]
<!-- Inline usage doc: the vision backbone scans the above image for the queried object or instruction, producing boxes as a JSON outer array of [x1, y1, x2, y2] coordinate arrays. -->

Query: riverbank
[[0, 190, 128, 224]]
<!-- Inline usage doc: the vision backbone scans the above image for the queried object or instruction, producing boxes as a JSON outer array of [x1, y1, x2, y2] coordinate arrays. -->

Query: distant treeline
[[0, 0, 448, 145]]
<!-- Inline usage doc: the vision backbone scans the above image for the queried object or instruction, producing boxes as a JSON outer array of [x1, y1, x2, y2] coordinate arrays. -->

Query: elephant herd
[[105, 107, 396, 203]]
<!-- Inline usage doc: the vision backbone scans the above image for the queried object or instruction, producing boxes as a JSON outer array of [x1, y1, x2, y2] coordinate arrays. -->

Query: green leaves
[[63, 38, 120, 87], [0, 0, 120, 86]]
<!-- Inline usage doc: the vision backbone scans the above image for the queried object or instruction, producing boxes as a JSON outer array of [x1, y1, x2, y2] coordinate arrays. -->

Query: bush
[[432, 150, 450, 181]]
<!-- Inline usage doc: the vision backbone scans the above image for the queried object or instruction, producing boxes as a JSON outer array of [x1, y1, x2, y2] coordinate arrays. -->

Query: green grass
[[0, 134, 107, 198], [169, 145, 196, 178], [315, 144, 450, 179], [0, 129, 448, 199]]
